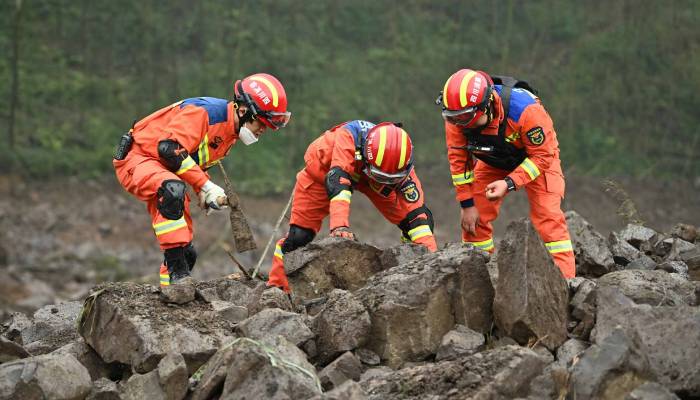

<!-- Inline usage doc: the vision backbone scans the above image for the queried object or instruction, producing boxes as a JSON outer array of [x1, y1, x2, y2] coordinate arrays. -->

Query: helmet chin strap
[[236, 105, 255, 130]]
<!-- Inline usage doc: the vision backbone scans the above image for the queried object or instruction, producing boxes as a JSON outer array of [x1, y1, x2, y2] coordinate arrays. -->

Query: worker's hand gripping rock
[[199, 180, 228, 215]]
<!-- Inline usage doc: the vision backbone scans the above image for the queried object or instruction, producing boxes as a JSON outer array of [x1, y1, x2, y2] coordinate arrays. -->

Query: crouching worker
[[268, 120, 437, 292], [113, 73, 291, 285]]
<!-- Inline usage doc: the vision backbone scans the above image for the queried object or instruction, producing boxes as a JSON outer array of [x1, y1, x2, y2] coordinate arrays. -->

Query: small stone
[[435, 325, 485, 361], [670, 223, 697, 243], [355, 348, 380, 366], [318, 351, 363, 391], [655, 261, 689, 279], [210, 301, 248, 323], [160, 281, 196, 305]]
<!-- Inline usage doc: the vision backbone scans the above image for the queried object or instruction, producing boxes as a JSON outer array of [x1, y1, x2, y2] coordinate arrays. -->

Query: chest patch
[[209, 136, 223, 149], [400, 181, 420, 203], [526, 127, 545, 146]]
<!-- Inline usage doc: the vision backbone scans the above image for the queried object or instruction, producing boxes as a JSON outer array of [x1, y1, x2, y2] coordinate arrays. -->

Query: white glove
[[199, 180, 227, 214]]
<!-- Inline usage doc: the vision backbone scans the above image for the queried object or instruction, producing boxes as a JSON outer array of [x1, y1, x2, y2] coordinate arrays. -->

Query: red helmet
[[363, 122, 414, 185], [437, 69, 493, 128], [234, 73, 291, 130]]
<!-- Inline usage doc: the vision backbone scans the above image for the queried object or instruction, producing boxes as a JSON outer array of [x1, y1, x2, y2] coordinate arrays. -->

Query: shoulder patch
[[180, 97, 228, 125], [400, 181, 420, 203], [526, 127, 545, 146]]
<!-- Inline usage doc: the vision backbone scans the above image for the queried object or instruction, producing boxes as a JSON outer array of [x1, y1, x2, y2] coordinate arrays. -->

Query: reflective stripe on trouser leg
[[267, 237, 290, 292], [524, 173, 576, 279], [159, 263, 170, 287], [545, 240, 575, 278], [461, 162, 507, 250], [463, 237, 495, 252]]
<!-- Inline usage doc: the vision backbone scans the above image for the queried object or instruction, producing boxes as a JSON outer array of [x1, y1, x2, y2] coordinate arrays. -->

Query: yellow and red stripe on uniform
[[545, 240, 573, 254], [451, 170, 474, 186], [463, 237, 495, 252], [159, 264, 170, 287], [407, 225, 432, 242], [518, 157, 541, 181], [274, 243, 284, 260], [330, 190, 352, 203], [153, 217, 188, 236]]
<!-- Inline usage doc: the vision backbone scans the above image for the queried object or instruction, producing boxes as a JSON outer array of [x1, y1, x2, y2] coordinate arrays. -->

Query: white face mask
[[239, 124, 259, 146]]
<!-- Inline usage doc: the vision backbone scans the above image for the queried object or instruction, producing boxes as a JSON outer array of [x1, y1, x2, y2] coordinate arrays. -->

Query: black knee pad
[[398, 205, 435, 239], [157, 179, 186, 220], [281, 225, 315, 254], [184, 242, 197, 272]]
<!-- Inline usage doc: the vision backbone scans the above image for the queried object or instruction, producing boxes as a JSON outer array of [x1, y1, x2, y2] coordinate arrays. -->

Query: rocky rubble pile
[[1, 214, 698, 399]]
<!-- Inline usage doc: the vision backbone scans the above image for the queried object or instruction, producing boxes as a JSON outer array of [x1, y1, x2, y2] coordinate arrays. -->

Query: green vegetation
[[1, 1, 698, 194]]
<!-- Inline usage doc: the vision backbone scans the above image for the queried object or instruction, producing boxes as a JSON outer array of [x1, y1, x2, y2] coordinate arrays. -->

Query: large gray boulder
[[670, 223, 698, 243], [625, 382, 681, 400], [87, 377, 120, 400], [236, 308, 314, 348], [285, 238, 385, 298], [309, 289, 371, 365], [566, 211, 615, 276], [192, 336, 321, 400], [597, 269, 697, 306], [569, 328, 655, 400], [619, 224, 660, 253], [51, 338, 115, 381], [594, 287, 700, 396], [311, 380, 367, 400], [379, 244, 429, 270], [494, 219, 568, 350], [77, 282, 236, 374], [121, 352, 188, 400], [0, 337, 29, 363], [3, 301, 82, 355], [356, 244, 494, 368], [681, 246, 700, 281], [0, 353, 91, 400], [318, 351, 363, 391], [609, 231, 643, 266], [362, 346, 548, 400], [434, 324, 485, 361], [195, 277, 267, 314]]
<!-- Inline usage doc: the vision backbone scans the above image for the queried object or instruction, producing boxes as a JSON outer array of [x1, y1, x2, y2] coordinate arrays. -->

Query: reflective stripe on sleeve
[[463, 238, 495, 251], [407, 225, 432, 241], [518, 157, 540, 181], [545, 240, 573, 254], [197, 134, 210, 166], [160, 274, 170, 286], [451, 171, 474, 186], [153, 217, 188, 236], [331, 190, 352, 203], [176, 156, 196, 175]]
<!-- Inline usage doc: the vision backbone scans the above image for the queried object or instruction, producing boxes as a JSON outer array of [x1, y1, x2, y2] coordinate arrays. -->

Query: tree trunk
[[8, 0, 23, 151]]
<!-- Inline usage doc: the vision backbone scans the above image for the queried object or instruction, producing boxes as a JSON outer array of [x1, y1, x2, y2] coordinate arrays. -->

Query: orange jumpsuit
[[446, 87, 575, 278], [113, 98, 239, 285], [268, 121, 438, 292]]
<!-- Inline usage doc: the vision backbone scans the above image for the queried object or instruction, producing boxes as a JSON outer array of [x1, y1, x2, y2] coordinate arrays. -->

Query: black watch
[[504, 176, 517, 192]]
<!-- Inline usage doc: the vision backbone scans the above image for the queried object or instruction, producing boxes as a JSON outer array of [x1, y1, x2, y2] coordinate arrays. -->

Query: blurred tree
[[0, 0, 697, 189]]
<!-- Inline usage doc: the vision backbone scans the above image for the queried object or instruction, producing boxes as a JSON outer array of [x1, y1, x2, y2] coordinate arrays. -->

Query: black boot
[[184, 242, 197, 273], [164, 246, 192, 284]]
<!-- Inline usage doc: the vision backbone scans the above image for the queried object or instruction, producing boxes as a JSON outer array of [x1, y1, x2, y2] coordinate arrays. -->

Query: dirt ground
[[0, 171, 698, 314]]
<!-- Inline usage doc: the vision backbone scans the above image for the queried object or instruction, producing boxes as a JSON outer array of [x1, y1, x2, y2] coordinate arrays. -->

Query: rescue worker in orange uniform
[[267, 121, 437, 292], [113, 73, 291, 285], [436, 69, 575, 279]]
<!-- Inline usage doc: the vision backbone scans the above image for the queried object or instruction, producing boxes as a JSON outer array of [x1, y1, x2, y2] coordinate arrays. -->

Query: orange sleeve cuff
[[329, 201, 350, 230]]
